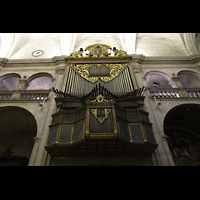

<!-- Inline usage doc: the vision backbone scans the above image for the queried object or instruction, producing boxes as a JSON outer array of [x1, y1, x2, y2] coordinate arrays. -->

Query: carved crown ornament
[[67, 44, 131, 83], [69, 44, 129, 58]]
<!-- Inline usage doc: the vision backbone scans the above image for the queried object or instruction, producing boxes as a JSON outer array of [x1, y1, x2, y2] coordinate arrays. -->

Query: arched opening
[[164, 104, 200, 166], [177, 70, 200, 88], [26, 72, 53, 90], [0, 73, 21, 90], [0, 106, 37, 166], [145, 71, 176, 88]]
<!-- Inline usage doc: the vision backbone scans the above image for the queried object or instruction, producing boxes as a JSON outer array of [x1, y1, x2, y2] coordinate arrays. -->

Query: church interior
[[0, 33, 200, 166]]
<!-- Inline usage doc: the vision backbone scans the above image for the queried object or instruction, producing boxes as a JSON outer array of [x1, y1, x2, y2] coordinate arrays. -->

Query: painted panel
[[59, 126, 73, 143], [47, 127, 58, 145], [118, 121, 130, 141], [73, 121, 84, 143], [129, 124, 144, 142], [143, 125, 156, 143]]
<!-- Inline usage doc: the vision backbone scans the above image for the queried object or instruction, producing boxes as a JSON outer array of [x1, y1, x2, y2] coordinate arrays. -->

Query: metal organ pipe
[[64, 65, 135, 98], [124, 67, 130, 93], [127, 67, 134, 91], [65, 67, 72, 94]]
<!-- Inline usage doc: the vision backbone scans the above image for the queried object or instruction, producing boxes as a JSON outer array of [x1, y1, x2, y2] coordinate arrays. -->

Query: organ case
[[45, 44, 158, 157]]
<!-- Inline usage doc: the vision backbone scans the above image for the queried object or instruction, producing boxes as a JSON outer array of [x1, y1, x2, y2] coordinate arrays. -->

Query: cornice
[[65, 56, 132, 64], [138, 54, 200, 65], [1, 54, 200, 68], [0, 56, 68, 70]]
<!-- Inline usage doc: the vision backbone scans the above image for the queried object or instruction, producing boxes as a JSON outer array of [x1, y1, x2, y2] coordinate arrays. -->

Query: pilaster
[[130, 56, 175, 166], [28, 136, 40, 166], [32, 63, 67, 166], [171, 76, 188, 97], [10, 79, 29, 100]]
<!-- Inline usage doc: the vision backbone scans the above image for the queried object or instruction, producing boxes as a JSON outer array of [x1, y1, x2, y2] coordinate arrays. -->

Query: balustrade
[[186, 88, 200, 98], [0, 90, 50, 101], [20, 90, 50, 100], [1, 88, 200, 101], [149, 88, 180, 98], [0, 91, 13, 100]]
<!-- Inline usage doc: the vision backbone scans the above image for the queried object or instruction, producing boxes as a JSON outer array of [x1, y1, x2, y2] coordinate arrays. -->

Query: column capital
[[34, 137, 40, 142]]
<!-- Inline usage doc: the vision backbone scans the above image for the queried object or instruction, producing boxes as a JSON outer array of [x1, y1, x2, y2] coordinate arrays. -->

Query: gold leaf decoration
[[70, 63, 127, 83], [91, 108, 112, 124]]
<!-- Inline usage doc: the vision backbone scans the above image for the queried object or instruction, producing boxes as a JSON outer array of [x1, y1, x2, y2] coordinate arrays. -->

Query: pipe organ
[[45, 44, 158, 158]]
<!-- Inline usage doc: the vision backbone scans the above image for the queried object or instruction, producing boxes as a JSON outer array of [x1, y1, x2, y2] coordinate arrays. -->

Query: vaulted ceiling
[[0, 33, 198, 59]]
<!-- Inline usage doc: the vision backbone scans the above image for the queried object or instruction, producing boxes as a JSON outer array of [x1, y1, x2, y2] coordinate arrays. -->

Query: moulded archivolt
[[145, 70, 177, 88]]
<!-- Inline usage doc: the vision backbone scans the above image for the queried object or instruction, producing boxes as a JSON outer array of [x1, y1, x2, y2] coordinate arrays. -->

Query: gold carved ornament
[[90, 95, 112, 124], [85, 44, 112, 57], [70, 63, 128, 83], [70, 48, 84, 57], [70, 44, 129, 58], [91, 108, 112, 124], [90, 94, 111, 102]]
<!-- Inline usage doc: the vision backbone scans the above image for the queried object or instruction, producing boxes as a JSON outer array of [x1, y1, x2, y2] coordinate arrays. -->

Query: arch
[[26, 72, 53, 90], [145, 71, 176, 88], [0, 73, 21, 90], [163, 104, 200, 166], [177, 70, 200, 88], [0, 106, 37, 166]]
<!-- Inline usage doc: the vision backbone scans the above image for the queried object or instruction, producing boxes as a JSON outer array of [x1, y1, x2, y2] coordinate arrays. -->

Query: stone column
[[10, 78, 29, 100], [28, 136, 40, 166], [32, 62, 67, 166], [130, 61, 175, 166]]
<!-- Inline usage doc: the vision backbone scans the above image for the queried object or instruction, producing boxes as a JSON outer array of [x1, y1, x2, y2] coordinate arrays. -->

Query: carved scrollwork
[[91, 108, 112, 124], [113, 47, 129, 57], [69, 44, 130, 58], [70, 63, 127, 83], [85, 44, 112, 57], [100, 63, 127, 83], [167, 133, 200, 166], [70, 48, 84, 58], [71, 64, 98, 83]]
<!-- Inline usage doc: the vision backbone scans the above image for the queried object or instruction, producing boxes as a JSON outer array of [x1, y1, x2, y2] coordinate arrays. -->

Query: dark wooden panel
[[89, 111, 114, 133]]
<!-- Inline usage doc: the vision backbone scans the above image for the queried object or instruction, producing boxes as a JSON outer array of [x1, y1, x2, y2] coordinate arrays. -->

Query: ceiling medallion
[[32, 50, 44, 57]]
